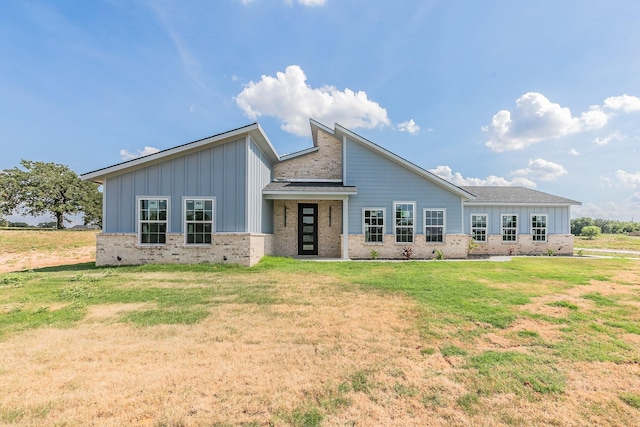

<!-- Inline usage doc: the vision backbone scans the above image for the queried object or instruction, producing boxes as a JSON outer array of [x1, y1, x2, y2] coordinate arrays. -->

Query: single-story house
[[81, 120, 580, 266]]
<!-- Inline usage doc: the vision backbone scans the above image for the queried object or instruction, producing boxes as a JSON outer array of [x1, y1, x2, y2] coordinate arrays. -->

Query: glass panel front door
[[298, 203, 318, 255]]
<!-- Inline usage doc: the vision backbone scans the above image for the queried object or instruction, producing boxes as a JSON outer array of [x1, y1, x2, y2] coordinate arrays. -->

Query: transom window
[[501, 214, 518, 242], [363, 208, 385, 243], [184, 198, 214, 245], [471, 214, 488, 242], [424, 209, 445, 243], [531, 214, 547, 242], [394, 202, 415, 243], [139, 198, 168, 245]]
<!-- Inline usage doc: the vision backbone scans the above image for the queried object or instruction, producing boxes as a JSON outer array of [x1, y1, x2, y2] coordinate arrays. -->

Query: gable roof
[[328, 121, 476, 201], [81, 123, 279, 184], [461, 186, 581, 206]]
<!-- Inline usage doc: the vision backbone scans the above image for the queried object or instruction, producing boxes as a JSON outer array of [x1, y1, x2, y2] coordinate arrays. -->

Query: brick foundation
[[468, 234, 574, 256], [345, 234, 471, 259], [96, 233, 273, 267]]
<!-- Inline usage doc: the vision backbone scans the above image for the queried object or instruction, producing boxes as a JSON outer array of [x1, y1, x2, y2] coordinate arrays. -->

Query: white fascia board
[[464, 202, 581, 207], [263, 192, 355, 200], [333, 123, 476, 201], [273, 178, 342, 183], [278, 146, 319, 161]]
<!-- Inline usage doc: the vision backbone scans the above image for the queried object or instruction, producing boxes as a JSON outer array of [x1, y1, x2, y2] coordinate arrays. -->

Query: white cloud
[[245, 0, 326, 6], [429, 165, 536, 188], [572, 201, 640, 220], [236, 65, 390, 136], [593, 130, 623, 146], [120, 146, 160, 161], [483, 92, 610, 152], [615, 170, 640, 189], [604, 94, 640, 112], [397, 119, 420, 134], [297, 0, 326, 6], [569, 148, 580, 156], [511, 158, 568, 182]]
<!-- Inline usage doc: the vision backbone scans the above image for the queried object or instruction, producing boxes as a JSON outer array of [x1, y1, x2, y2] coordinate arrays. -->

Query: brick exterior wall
[[345, 234, 471, 259], [274, 129, 342, 180], [468, 234, 574, 256], [96, 233, 273, 267], [272, 199, 343, 258]]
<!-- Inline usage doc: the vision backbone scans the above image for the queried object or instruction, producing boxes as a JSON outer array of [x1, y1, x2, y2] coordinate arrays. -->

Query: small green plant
[[581, 225, 602, 240], [350, 370, 372, 393], [547, 249, 555, 256], [467, 239, 479, 255], [370, 249, 379, 260], [433, 249, 444, 260], [577, 249, 584, 257], [401, 246, 413, 260], [420, 347, 436, 355]]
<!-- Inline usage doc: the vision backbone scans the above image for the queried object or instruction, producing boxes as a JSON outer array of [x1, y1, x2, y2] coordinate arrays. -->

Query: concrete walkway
[[575, 247, 640, 256]]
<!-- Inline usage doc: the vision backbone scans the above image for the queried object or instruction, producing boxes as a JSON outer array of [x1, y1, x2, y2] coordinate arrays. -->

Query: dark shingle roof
[[263, 181, 357, 194], [460, 186, 580, 205]]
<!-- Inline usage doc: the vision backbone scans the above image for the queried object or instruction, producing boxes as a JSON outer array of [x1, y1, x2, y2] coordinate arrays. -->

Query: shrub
[[581, 225, 602, 240], [402, 246, 413, 260], [370, 250, 379, 260]]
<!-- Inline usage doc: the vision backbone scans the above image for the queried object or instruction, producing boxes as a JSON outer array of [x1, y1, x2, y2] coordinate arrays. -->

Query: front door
[[298, 203, 318, 255]]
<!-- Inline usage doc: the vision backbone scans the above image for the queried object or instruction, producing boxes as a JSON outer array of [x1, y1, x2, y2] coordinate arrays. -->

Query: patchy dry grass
[[0, 229, 97, 272], [1, 231, 639, 425]]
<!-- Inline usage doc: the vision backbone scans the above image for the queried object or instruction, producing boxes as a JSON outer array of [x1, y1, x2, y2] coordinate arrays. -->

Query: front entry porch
[[271, 199, 343, 258]]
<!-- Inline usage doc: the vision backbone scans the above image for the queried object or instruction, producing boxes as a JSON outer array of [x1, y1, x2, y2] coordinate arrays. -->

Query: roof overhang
[[263, 181, 357, 200], [81, 123, 279, 184]]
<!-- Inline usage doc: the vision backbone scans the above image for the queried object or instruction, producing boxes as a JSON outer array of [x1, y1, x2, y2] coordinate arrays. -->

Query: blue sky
[[2, 0, 640, 223]]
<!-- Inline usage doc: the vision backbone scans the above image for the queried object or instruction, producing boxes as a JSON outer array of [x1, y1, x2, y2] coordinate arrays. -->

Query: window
[[363, 208, 385, 243], [394, 202, 415, 243], [531, 214, 547, 242], [471, 214, 488, 242], [424, 209, 445, 243], [184, 198, 214, 245], [139, 198, 168, 245], [501, 214, 518, 242]]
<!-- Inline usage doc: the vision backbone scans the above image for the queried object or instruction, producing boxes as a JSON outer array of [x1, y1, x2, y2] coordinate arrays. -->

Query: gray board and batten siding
[[463, 205, 571, 235], [343, 136, 465, 235], [247, 136, 274, 234], [103, 138, 250, 234], [460, 186, 579, 235]]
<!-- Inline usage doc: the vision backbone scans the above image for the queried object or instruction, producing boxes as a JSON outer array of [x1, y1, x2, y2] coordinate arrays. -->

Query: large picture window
[[394, 202, 415, 243], [424, 209, 445, 243], [363, 208, 385, 243], [471, 214, 488, 242], [185, 198, 214, 245], [531, 214, 547, 242], [501, 214, 518, 242], [139, 198, 168, 245]]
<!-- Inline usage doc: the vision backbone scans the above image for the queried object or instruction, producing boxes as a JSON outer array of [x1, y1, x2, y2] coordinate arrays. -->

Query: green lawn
[[1, 256, 639, 425]]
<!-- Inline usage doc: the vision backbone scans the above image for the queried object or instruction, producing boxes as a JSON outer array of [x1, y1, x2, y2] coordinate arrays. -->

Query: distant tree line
[[0, 160, 102, 229], [571, 217, 640, 236]]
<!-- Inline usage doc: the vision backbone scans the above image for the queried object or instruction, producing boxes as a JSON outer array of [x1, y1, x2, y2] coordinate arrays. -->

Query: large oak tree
[[0, 160, 101, 229]]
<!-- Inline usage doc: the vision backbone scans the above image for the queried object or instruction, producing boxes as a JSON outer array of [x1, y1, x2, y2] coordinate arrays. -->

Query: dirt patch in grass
[[0, 244, 95, 273]]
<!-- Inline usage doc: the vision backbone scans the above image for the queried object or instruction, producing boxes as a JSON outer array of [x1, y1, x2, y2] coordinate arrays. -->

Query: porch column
[[342, 197, 349, 260]]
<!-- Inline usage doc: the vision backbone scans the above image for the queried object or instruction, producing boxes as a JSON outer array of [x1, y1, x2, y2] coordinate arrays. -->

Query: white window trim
[[136, 196, 171, 246], [393, 201, 416, 244], [424, 208, 446, 244], [183, 197, 216, 246], [362, 207, 386, 244], [501, 213, 518, 243], [470, 213, 488, 243], [530, 213, 547, 242]]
